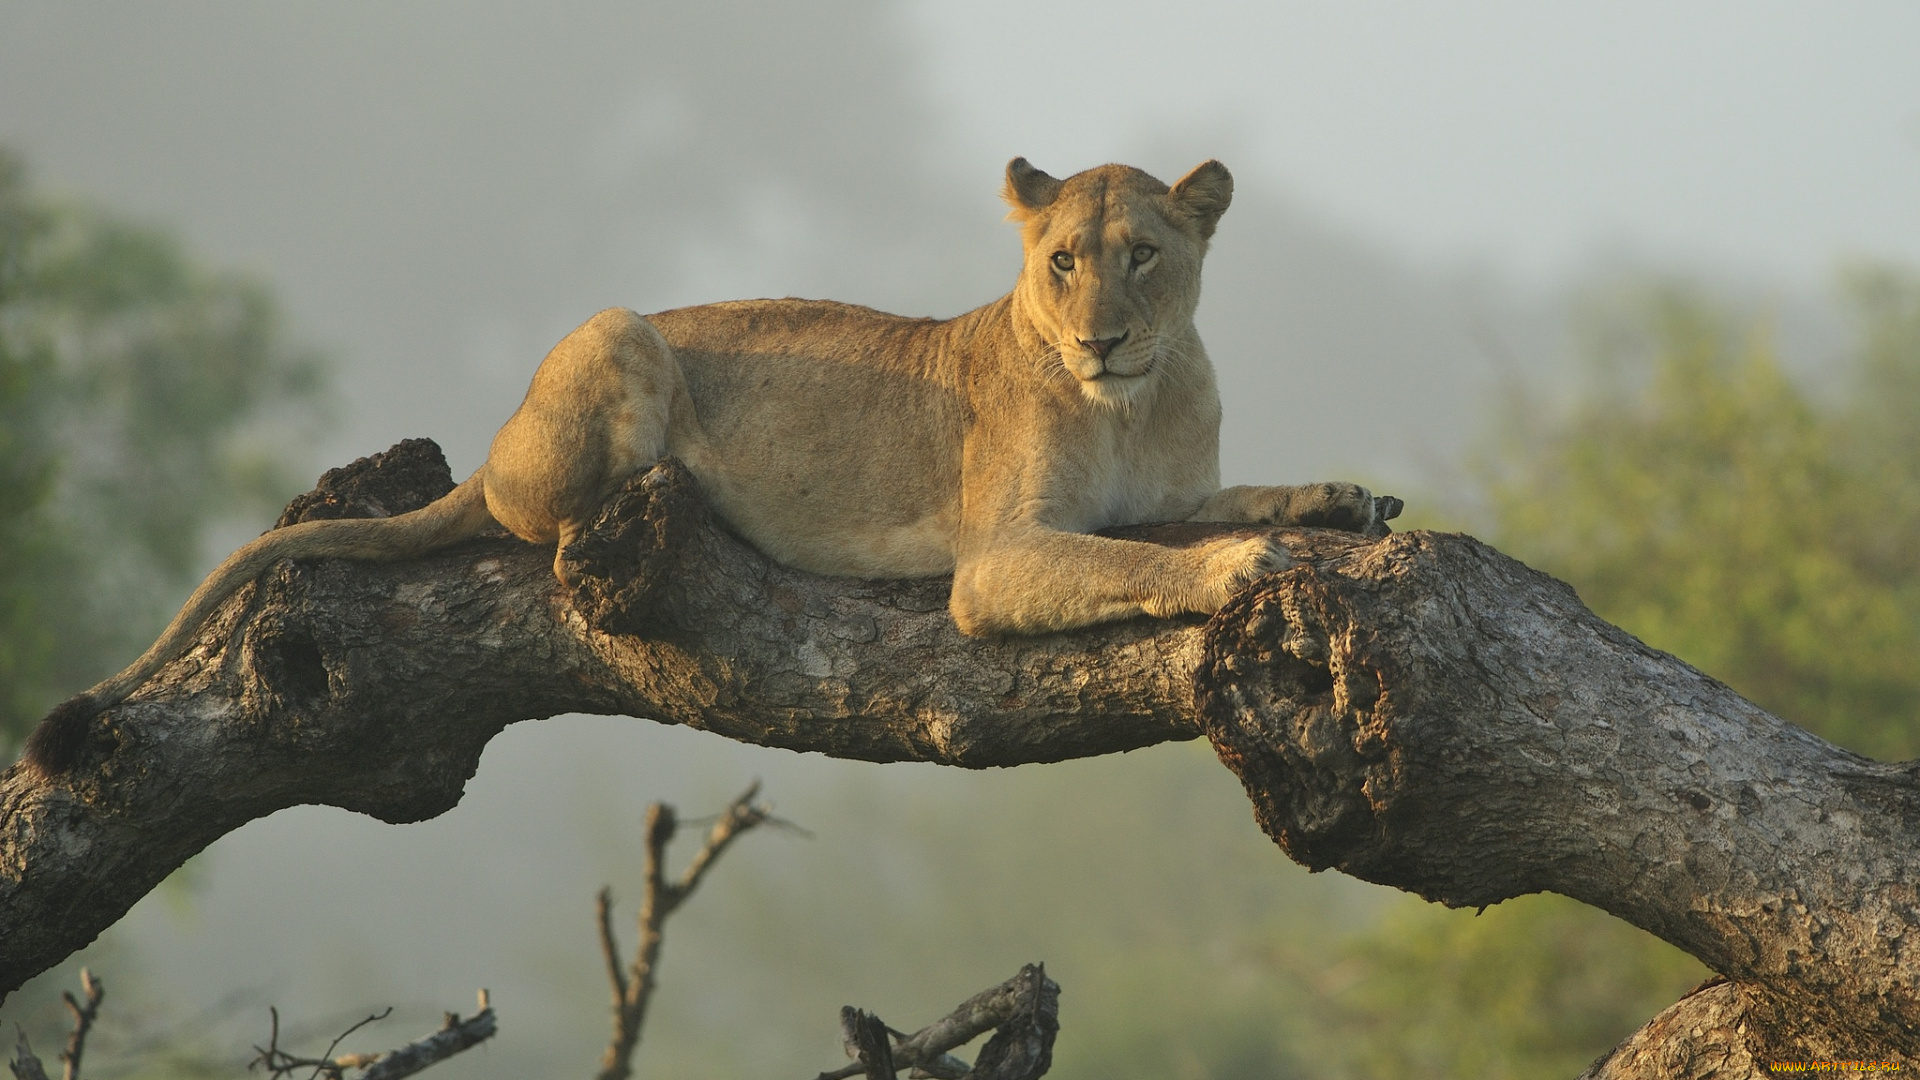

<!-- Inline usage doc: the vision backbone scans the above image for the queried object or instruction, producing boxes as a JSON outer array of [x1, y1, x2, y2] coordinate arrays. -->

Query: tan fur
[[24, 158, 1383, 774]]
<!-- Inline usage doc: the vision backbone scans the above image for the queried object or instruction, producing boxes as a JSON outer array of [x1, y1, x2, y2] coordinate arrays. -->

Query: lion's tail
[[20, 470, 498, 777]]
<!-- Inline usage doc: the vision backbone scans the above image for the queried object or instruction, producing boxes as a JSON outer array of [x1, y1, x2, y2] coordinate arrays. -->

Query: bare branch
[[250, 992, 493, 1080], [594, 887, 627, 1008], [251, 1005, 392, 1080], [841, 1009, 894, 1080], [55, 968, 99, 1080], [9, 1030, 50, 1080], [357, 993, 495, 1080], [595, 785, 773, 1080], [964, 965, 1058, 1080], [7, 970, 97, 1080], [813, 964, 1060, 1080], [668, 780, 770, 904]]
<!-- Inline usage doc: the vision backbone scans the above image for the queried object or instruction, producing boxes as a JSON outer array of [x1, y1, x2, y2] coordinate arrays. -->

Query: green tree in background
[[1315, 269, 1920, 1080], [1317, 894, 1705, 1079], [1481, 273, 1920, 760], [0, 148, 327, 755]]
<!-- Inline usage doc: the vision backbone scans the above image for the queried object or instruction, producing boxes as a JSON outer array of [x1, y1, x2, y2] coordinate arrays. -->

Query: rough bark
[[3, 438, 1916, 1073], [1195, 533, 1920, 1069]]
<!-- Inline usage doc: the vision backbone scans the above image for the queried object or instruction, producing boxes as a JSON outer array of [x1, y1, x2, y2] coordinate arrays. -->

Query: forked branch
[[56, 968, 100, 1080], [594, 783, 777, 1080]]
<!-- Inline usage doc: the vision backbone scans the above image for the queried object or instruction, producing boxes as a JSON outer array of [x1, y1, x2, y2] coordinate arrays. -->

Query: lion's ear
[[1002, 158, 1063, 219], [1168, 160, 1233, 239]]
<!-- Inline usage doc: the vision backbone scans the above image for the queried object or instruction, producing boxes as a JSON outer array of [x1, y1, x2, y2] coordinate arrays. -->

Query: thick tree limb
[[1195, 533, 1920, 1065], [0, 440, 1212, 996], [3, 438, 1917, 1072]]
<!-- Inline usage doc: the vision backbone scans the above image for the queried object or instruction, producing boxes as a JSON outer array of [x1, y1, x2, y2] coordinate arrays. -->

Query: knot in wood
[[562, 457, 709, 636], [276, 438, 458, 527]]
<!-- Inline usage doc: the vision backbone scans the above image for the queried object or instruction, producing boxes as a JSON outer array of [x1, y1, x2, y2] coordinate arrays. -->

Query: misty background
[[2, 2, 1917, 1077]]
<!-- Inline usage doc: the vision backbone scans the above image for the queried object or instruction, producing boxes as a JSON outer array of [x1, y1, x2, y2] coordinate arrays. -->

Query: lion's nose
[[1079, 333, 1127, 360]]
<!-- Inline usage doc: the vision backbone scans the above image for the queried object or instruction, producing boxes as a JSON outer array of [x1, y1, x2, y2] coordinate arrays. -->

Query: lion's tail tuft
[[21, 693, 101, 778]]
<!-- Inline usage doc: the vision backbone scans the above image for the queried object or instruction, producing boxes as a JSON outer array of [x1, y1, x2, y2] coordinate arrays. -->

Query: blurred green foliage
[[0, 148, 326, 755], [1310, 894, 1705, 1079], [1478, 271, 1920, 760], [1314, 268, 1920, 1080]]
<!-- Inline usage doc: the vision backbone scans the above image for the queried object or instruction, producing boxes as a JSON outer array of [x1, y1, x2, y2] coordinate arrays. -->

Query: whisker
[[1041, 342, 1075, 392]]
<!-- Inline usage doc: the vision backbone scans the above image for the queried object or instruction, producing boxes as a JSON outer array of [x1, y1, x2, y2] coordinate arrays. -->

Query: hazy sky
[[7, 3, 1916, 286], [914, 0, 1920, 282], [2, 1, 1915, 483]]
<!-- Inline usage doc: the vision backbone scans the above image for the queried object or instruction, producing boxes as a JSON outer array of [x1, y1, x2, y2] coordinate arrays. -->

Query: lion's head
[[1002, 157, 1232, 407]]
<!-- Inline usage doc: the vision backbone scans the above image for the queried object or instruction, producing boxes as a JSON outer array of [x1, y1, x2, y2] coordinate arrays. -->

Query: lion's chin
[[1076, 369, 1153, 409]]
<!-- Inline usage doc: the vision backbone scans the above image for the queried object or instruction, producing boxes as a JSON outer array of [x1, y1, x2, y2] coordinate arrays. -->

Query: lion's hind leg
[[483, 308, 687, 583]]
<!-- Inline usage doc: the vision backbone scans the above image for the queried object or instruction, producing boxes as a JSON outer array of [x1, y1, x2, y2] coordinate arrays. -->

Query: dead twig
[[57, 968, 101, 1080], [9, 1029, 51, 1080], [594, 782, 777, 1080], [811, 964, 1060, 1080], [9, 969, 100, 1080], [840, 1008, 895, 1080], [250, 1004, 391, 1079], [249, 991, 494, 1080], [356, 997, 496, 1080]]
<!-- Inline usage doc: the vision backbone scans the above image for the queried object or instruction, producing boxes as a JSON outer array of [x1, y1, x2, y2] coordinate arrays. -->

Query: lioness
[[24, 157, 1395, 776]]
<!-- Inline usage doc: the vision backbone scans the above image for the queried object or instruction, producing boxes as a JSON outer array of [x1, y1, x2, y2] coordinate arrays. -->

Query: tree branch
[[7, 970, 98, 1080], [1194, 532, 1920, 1063], [2, 437, 1915, 1071], [355, 995, 495, 1080], [251, 992, 495, 1080], [8, 1034, 50, 1080], [813, 964, 1060, 1080], [55, 968, 99, 1080], [595, 784, 772, 1080], [0, 440, 1210, 997]]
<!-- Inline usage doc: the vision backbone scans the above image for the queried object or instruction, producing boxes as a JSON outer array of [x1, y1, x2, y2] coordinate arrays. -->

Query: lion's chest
[[1047, 439, 1212, 533]]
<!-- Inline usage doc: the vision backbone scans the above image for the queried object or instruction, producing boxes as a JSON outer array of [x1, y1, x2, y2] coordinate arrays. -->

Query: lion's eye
[[1051, 251, 1075, 272], [1131, 243, 1157, 266]]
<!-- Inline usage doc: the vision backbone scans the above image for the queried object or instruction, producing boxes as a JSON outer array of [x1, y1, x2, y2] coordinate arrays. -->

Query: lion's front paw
[[1141, 535, 1289, 618], [1272, 481, 1403, 534], [1299, 481, 1377, 531], [1202, 535, 1291, 608]]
